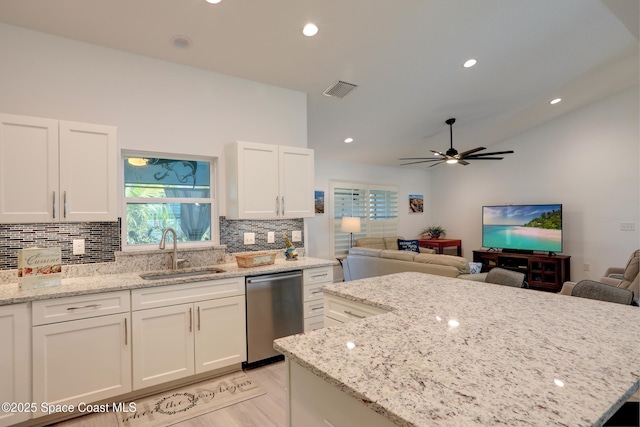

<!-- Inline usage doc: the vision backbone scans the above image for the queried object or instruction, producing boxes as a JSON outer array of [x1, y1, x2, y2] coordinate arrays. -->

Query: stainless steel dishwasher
[[244, 270, 303, 368]]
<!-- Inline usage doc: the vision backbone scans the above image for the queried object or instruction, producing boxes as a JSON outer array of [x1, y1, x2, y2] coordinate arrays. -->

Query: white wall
[[0, 23, 307, 217], [430, 86, 640, 282], [308, 160, 431, 259]]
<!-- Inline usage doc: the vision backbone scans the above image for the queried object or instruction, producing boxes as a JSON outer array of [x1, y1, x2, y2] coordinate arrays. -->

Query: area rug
[[116, 371, 265, 427]]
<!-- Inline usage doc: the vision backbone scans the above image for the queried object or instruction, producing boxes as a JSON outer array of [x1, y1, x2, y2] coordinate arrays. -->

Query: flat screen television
[[482, 204, 562, 254]]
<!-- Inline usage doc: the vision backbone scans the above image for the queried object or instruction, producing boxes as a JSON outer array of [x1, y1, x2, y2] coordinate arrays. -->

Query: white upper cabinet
[[0, 113, 117, 223], [59, 121, 117, 221], [0, 114, 58, 223], [225, 141, 314, 219]]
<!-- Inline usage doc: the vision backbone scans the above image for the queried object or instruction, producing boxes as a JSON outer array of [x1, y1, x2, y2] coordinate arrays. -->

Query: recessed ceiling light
[[550, 98, 562, 105], [303, 23, 319, 37], [463, 58, 477, 68], [206, 0, 221, 3], [171, 35, 192, 49], [344, 137, 354, 143]]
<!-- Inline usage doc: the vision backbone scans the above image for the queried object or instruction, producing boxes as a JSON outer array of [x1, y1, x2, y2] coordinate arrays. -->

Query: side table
[[418, 238, 462, 256]]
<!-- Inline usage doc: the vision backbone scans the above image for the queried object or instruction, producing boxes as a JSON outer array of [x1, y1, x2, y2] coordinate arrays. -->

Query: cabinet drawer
[[303, 282, 325, 302], [32, 291, 130, 326], [303, 300, 324, 318], [303, 267, 333, 286], [304, 315, 324, 332], [132, 277, 244, 310], [324, 294, 387, 324]]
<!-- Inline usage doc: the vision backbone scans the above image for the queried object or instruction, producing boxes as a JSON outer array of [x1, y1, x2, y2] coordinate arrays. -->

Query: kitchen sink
[[139, 267, 226, 280]]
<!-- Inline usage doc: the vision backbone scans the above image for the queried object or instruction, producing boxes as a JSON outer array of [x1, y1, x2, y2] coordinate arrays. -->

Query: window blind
[[331, 181, 398, 258]]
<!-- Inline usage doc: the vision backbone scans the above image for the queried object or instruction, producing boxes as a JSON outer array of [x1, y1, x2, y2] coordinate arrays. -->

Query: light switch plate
[[620, 222, 636, 231], [292, 230, 302, 242], [243, 232, 256, 244], [72, 239, 85, 255], [267, 232, 275, 243]]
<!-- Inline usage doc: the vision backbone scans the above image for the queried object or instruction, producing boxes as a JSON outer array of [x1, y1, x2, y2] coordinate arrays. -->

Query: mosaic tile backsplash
[[0, 217, 305, 270], [0, 221, 121, 270], [219, 217, 305, 253]]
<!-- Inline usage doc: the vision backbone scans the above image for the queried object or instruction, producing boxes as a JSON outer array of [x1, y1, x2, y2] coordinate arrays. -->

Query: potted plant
[[420, 225, 446, 239]]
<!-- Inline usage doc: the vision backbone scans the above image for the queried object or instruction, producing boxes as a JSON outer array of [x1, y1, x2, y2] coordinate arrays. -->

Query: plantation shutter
[[368, 186, 398, 237], [331, 181, 398, 258]]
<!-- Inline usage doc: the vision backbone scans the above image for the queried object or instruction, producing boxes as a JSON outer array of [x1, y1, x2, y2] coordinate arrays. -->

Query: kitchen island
[[274, 272, 640, 427]]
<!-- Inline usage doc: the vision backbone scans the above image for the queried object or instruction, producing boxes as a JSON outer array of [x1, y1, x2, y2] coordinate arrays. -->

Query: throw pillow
[[469, 262, 483, 274], [397, 239, 419, 253]]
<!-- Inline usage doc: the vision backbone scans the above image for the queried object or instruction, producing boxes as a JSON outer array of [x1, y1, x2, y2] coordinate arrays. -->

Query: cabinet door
[[32, 313, 131, 417], [0, 304, 31, 427], [279, 146, 314, 218], [236, 141, 280, 218], [0, 113, 58, 223], [132, 303, 194, 389], [195, 295, 246, 374], [59, 121, 117, 221]]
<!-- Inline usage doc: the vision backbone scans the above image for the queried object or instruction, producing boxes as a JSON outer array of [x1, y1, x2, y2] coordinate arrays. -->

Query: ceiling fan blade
[[465, 150, 514, 157], [428, 160, 446, 168], [430, 150, 446, 157], [464, 157, 505, 160], [458, 159, 470, 165], [398, 157, 440, 160], [400, 159, 444, 165], [458, 147, 486, 157]]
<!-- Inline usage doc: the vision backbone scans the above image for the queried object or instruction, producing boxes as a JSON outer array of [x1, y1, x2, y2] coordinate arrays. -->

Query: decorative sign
[[18, 247, 62, 290]]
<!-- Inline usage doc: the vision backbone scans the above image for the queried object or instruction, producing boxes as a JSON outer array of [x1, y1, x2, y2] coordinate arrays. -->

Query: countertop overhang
[[0, 257, 337, 305], [274, 272, 640, 427]]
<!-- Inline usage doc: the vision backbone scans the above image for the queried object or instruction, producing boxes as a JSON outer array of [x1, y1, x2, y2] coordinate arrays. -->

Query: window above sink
[[122, 152, 218, 250]]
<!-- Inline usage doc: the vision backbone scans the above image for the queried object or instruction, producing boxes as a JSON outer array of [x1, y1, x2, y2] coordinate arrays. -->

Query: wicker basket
[[235, 252, 276, 268]]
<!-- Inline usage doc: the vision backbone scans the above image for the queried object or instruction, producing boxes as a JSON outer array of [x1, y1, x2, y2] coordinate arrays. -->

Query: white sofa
[[342, 236, 487, 282]]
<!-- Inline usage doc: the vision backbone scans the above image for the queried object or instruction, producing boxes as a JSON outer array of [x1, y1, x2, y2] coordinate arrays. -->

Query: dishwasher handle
[[246, 272, 302, 284]]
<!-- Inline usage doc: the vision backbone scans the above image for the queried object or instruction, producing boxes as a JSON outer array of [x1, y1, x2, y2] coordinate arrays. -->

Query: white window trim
[[330, 180, 398, 259], [121, 150, 219, 251]]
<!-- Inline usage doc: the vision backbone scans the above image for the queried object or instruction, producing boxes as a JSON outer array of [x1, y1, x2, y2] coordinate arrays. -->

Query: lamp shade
[[340, 217, 361, 233]]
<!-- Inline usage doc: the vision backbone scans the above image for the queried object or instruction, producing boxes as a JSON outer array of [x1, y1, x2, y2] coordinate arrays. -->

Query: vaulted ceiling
[[0, 0, 637, 167]]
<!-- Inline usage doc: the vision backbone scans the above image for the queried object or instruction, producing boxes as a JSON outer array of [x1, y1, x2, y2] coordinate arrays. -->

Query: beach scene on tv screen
[[483, 205, 562, 252]]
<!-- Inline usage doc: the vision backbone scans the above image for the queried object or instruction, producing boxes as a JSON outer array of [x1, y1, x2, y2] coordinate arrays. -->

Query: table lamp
[[341, 217, 361, 249]]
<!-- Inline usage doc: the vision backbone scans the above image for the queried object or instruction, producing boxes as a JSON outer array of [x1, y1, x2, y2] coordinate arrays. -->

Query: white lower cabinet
[[323, 294, 388, 325], [0, 304, 31, 427], [32, 312, 131, 417], [131, 278, 246, 390], [303, 267, 333, 332], [195, 296, 246, 373], [132, 303, 194, 389]]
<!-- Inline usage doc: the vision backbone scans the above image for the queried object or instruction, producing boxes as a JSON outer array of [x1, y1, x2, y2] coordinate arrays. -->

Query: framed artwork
[[315, 190, 325, 214], [409, 194, 423, 213]]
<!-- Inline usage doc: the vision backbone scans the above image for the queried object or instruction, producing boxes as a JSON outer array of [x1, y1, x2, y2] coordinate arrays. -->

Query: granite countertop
[[0, 256, 337, 305], [274, 272, 640, 427]]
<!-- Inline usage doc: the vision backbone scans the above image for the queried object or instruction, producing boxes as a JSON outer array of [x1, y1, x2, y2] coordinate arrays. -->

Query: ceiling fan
[[400, 118, 514, 167]]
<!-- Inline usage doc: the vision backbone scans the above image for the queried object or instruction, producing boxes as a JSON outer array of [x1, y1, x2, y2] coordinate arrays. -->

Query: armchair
[[560, 249, 639, 303]]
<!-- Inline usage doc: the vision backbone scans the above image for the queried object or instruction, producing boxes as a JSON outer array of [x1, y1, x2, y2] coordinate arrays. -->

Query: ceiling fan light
[[127, 157, 149, 166], [446, 159, 458, 164]]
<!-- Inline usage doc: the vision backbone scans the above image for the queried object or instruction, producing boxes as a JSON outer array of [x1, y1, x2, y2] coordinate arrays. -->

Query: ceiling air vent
[[322, 80, 358, 98]]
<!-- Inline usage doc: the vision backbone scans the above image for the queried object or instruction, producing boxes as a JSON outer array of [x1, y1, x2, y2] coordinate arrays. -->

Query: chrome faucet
[[159, 228, 187, 270]]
